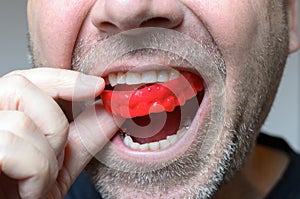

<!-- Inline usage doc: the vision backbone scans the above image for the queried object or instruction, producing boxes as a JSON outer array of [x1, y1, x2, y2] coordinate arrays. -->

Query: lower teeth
[[122, 126, 189, 151]]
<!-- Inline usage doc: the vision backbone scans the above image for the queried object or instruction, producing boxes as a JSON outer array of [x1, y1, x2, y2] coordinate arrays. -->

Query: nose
[[91, 0, 184, 33]]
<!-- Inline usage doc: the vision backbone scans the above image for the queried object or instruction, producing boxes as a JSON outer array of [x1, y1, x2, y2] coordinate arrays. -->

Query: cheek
[[182, 0, 261, 64], [28, 0, 95, 68], [182, 0, 280, 118]]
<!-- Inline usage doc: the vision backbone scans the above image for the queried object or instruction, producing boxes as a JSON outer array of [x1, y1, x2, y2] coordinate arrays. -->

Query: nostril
[[99, 17, 176, 33], [91, 0, 184, 33], [141, 17, 173, 28], [99, 21, 118, 32]]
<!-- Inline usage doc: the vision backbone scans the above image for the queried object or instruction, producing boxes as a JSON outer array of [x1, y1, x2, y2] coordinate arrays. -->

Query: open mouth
[[101, 68, 205, 152]]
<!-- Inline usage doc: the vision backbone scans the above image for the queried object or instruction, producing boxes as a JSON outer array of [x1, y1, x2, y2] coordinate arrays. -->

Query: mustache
[[71, 27, 226, 83]]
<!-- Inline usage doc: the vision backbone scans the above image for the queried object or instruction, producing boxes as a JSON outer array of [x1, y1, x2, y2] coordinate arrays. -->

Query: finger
[[0, 131, 58, 199], [0, 111, 57, 168], [61, 104, 120, 185], [0, 75, 68, 155], [4, 68, 104, 101]]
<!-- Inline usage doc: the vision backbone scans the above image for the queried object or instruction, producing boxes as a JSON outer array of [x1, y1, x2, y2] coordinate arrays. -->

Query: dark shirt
[[258, 133, 300, 199], [64, 172, 101, 199], [65, 133, 300, 199]]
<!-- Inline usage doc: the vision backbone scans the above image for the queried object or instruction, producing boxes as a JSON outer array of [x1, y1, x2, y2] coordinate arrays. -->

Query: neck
[[213, 143, 290, 199]]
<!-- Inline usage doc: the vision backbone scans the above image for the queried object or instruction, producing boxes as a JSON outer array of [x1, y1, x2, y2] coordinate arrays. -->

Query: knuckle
[[4, 74, 30, 86], [48, 119, 69, 144], [0, 74, 31, 98], [0, 75, 33, 110], [12, 111, 34, 130], [54, 69, 70, 86], [0, 130, 17, 147]]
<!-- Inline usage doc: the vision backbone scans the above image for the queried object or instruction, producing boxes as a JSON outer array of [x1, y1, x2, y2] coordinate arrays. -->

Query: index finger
[[4, 67, 104, 101]]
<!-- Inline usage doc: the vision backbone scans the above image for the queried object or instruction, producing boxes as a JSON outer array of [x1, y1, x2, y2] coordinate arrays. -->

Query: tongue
[[123, 105, 181, 144], [101, 71, 204, 118]]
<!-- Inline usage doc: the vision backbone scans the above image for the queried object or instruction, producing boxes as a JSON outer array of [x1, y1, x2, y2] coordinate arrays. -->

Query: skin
[[0, 0, 298, 198]]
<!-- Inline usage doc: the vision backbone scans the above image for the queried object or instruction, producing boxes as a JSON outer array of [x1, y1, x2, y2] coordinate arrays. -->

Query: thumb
[[62, 104, 120, 187]]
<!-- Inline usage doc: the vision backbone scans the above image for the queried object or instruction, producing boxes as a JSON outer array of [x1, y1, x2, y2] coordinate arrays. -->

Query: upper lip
[[89, 51, 199, 78]]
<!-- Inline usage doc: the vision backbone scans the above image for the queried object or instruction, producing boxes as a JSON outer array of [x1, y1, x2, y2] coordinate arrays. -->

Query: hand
[[0, 68, 118, 199]]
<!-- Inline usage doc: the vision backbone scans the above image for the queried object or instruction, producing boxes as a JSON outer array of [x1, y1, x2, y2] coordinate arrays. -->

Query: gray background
[[1, 1, 299, 151]]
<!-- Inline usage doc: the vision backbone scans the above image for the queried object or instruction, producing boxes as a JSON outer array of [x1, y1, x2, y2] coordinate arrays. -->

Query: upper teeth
[[108, 70, 180, 87]]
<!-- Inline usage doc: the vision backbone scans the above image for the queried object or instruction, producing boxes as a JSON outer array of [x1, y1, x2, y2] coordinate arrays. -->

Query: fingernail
[[79, 74, 104, 90], [74, 74, 104, 100]]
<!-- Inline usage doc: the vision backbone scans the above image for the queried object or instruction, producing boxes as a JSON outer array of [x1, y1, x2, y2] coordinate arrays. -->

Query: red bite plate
[[101, 71, 204, 118]]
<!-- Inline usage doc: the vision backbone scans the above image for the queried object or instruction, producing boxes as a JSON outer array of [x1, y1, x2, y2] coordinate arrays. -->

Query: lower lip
[[108, 91, 211, 165]]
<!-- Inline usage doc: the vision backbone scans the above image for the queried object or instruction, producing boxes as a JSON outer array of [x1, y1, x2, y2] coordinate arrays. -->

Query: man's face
[[27, 0, 295, 198]]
